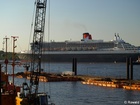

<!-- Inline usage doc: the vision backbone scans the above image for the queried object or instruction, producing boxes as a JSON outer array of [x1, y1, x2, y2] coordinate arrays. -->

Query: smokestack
[[89, 34, 92, 40], [83, 33, 89, 39]]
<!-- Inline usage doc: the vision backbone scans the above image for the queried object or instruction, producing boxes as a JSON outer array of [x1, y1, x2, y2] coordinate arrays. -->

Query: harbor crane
[[29, 0, 46, 97], [21, 0, 50, 105]]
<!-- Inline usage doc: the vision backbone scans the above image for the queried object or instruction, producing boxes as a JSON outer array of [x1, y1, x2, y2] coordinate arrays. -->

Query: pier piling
[[130, 58, 133, 80], [126, 57, 129, 80], [72, 58, 74, 73], [72, 58, 77, 75], [126, 57, 140, 80]]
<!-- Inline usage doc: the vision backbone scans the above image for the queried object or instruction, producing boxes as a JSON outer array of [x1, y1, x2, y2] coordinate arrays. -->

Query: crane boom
[[21, 0, 55, 105], [30, 0, 47, 96]]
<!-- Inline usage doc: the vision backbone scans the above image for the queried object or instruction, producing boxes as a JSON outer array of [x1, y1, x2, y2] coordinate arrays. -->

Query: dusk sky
[[0, 0, 140, 52]]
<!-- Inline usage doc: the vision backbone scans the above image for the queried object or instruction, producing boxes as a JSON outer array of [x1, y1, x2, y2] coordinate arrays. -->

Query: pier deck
[[15, 72, 140, 90]]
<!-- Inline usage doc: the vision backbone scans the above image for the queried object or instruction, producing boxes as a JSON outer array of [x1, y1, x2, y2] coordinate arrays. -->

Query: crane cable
[[22, 0, 36, 84], [46, 0, 54, 103], [28, 0, 36, 53]]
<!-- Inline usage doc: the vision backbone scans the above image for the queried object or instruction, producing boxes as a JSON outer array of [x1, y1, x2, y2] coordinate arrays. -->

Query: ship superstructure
[[18, 33, 140, 62], [28, 33, 138, 52]]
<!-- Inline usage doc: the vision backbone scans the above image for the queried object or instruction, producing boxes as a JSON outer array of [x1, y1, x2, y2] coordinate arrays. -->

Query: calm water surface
[[4, 62, 140, 105]]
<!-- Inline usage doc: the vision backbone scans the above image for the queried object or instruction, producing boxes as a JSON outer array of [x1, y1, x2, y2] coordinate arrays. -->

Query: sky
[[0, 0, 140, 52]]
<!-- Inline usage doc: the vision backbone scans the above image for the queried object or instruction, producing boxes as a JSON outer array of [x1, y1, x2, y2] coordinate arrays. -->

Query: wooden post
[[11, 36, 18, 86]]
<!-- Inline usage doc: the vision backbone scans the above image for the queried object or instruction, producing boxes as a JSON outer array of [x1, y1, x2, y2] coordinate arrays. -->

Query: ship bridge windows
[[40, 41, 116, 51], [39, 40, 139, 52]]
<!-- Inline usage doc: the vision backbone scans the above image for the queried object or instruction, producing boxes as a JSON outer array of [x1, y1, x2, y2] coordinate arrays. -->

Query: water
[[43, 62, 140, 79], [2, 62, 140, 105], [42, 82, 140, 105]]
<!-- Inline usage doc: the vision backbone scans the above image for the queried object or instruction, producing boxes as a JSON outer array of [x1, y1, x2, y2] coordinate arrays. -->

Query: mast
[[3, 37, 9, 75], [3, 37, 9, 89], [11, 36, 18, 86]]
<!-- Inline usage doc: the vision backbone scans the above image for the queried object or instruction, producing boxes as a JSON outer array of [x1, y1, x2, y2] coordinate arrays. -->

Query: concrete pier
[[72, 58, 77, 75], [126, 57, 129, 80], [130, 58, 133, 80]]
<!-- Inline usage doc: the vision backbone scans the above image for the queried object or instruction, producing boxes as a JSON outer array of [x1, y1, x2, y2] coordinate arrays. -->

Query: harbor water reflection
[[6, 62, 140, 105]]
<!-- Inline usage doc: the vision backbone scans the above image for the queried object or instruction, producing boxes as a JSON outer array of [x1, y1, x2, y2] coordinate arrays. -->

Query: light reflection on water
[[3, 63, 140, 105]]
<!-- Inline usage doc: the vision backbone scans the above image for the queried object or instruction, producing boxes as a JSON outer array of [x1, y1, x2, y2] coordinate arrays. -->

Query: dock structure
[[14, 57, 140, 91], [15, 71, 83, 82], [82, 77, 140, 90], [82, 57, 140, 91], [126, 57, 140, 80], [15, 71, 140, 90]]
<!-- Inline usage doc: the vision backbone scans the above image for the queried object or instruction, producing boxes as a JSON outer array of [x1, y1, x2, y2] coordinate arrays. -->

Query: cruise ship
[[18, 33, 140, 62]]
